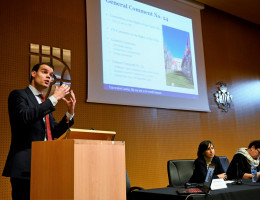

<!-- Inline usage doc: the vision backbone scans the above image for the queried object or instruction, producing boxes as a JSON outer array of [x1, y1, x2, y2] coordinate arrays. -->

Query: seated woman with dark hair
[[189, 140, 227, 183], [227, 140, 260, 180]]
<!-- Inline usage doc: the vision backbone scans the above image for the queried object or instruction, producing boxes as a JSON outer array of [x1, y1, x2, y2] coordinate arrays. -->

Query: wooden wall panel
[[1, 1, 260, 198]]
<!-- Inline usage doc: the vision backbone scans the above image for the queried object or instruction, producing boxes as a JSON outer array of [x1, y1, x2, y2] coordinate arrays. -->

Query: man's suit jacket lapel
[[25, 87, 39, 106], [24, 87, 49, 131]]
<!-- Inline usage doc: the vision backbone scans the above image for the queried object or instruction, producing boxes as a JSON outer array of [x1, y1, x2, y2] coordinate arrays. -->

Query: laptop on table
[[177, 164, 215, 195]]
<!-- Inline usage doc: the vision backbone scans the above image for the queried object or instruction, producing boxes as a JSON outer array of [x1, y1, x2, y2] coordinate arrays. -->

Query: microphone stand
[[232, 162, 242, 185]]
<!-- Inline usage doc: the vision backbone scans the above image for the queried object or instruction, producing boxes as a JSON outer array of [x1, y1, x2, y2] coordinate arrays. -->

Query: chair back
[[126, 171, 144, 200], [218, 156, 230, 172], [167, 159, 194, 187], [126, 171, 131, 199]]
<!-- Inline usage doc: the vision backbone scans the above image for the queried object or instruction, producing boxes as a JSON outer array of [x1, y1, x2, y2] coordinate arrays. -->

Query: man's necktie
[[39, 94, 53, 141]]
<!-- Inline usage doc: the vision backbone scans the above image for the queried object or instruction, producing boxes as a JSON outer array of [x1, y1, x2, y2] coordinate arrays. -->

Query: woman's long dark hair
[[197, 140, 214, 158]]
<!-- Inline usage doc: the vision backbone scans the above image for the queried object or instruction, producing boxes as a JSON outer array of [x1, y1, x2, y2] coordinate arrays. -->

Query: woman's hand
[[217, 173, 227, 180]]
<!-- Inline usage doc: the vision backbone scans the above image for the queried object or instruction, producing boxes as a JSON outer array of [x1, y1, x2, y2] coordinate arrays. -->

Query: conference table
[[131, 180, 260, 200]]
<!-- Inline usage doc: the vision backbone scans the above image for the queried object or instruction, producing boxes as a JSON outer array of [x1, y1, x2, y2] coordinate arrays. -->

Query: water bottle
[[251, 163, 257, 182]]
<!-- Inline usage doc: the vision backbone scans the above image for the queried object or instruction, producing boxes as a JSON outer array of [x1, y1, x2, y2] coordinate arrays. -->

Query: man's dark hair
[[30, 62, 54, 83], [248, 140, 260, 149], [197, 140, 214, 158]]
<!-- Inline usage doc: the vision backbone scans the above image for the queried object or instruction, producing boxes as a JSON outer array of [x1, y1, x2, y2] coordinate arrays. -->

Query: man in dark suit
[[2, 62, 76, 200]]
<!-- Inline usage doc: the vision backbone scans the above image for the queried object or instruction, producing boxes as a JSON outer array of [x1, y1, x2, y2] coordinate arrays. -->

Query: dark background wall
[[1, 0, 260, 199]]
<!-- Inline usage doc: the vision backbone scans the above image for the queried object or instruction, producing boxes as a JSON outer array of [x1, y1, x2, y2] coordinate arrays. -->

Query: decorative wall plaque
[[214, 81, 232, 112]]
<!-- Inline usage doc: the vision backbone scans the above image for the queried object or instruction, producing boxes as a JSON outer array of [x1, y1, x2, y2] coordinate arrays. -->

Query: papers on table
[[211, 179, 228, 190]]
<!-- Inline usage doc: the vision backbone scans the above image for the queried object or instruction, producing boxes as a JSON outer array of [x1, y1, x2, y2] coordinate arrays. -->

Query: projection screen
[[86, 0, 210, 112]]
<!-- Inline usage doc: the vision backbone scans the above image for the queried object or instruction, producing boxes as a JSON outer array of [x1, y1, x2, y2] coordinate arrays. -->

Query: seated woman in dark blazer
[[227, 140, 260, 180], [189, 140, 227, 183]]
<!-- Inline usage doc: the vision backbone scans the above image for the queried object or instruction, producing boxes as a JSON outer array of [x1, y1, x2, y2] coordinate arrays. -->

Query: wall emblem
[[29, 43, 71, 98], [214, 81, 232, 112]]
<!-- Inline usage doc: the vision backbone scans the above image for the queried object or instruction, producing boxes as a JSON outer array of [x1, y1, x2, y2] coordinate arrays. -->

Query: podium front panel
[[31, 140, 75, 199], [74, 140, 126, 200], [30, 139, 126, 200]]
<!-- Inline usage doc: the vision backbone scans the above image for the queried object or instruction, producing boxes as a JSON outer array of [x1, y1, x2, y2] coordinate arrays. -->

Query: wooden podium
[[30, 139, 126, 200]]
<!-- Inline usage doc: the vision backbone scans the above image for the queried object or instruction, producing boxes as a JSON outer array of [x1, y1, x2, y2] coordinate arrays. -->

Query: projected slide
[[101, 0, 198, 98]]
